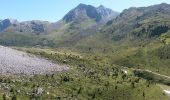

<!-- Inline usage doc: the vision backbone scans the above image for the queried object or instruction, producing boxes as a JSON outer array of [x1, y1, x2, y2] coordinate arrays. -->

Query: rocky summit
[[63, 4, 119, 23]]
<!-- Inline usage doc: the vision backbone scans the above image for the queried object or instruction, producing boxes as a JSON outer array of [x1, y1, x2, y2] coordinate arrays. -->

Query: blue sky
[[0, 0, 170, 22]]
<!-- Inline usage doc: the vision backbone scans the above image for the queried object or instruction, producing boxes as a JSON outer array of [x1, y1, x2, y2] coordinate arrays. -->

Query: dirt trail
[[131, 67, 170, 98], [159, 84, 170, 98], [134, 68, 170, 79]]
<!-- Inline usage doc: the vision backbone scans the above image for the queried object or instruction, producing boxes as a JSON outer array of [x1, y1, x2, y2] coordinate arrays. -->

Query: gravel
[[0, 45, 68, 75]]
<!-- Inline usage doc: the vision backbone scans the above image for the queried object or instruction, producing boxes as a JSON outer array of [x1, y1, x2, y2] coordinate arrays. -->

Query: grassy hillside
[[0, 47, 166, 100], [47, 19, 98, 47], [0, 32, 55, 47]]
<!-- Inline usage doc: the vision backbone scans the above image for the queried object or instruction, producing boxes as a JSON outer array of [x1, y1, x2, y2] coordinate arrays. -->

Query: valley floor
[[0, 46, 169, 100]]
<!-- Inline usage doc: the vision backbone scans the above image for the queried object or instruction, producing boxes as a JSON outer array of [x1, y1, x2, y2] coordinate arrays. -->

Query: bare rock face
[[5, 20, 50, 35], [97, 5, 119, 23], [63, 4, 119, 23], [0, 19, 12, 32], [0, 45, 68, 75], [0, 19, 50, 35]]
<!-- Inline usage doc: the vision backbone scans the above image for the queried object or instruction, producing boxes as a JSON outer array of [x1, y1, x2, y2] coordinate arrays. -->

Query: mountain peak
[[159, 3, 168, 5], [63, 4, 119, 23], [8, 18, 18, 24], [98, 5, 105, 8], [0, 19, 12, 32], [63, 4, 100, 22], [97, 6, 119, 23], [77, 3, 87, 8]]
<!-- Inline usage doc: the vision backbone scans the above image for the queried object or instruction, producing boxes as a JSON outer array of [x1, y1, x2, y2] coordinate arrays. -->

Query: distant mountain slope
[[65, 3, 170, 76], [53, 3, 170, 49], [0, 4, 119, 47], [0, 19, 51, 34], [0, 4, 118, 35], [54, 3, 170, 49], [5, 20, 50, 35], [67, 3, 170, 76], [0, 19, 12, 32], [1, 3, 170, 49], [45, 4, 119, 47], [102, 3, 170, 41]]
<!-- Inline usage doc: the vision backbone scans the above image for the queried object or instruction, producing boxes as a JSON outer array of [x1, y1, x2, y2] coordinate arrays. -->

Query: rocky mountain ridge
[[0, 4, 119, 34]]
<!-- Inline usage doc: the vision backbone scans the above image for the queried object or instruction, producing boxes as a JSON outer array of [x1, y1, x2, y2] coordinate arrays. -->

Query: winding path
[[134, 68, 170, 79]]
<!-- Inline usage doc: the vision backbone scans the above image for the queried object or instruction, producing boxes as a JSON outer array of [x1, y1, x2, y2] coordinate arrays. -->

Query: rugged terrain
[[0, 3, 169, 100]]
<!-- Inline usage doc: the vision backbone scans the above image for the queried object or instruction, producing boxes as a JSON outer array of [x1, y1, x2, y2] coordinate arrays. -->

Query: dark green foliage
[[11, 95, 17, 100], [2, 93, 6, 100], [134, 70, 170, 85], [157, 45, 170, 59], [149, 25, 169, 37]]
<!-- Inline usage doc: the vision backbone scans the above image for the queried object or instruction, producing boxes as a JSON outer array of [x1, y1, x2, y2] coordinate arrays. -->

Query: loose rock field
[[0, 45, 68, 75]]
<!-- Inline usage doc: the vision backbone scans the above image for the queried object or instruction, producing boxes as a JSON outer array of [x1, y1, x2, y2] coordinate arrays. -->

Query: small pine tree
[[143, 92, 145, 97], [115, 86, 118, 90], [2, 93, 6, 100], [92, 93, 95, 99], [11, 95, 17, 100], [77, 87, 82, 94], [131, 82, 135, 88]]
